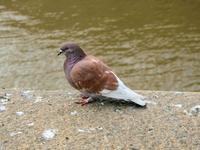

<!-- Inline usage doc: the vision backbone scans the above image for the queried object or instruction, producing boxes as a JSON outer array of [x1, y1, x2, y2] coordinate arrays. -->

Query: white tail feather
[[101, 77, 146, 106]]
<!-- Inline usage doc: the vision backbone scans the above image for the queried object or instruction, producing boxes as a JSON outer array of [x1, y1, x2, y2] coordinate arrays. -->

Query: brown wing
[[70, 56, 118, 93]]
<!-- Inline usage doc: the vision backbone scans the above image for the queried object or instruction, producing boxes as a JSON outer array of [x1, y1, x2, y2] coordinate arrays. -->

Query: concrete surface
[[0, 89, 199, 150]]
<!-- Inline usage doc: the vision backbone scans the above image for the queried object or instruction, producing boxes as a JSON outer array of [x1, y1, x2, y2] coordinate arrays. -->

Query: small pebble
[[77, 129, 87, 133], [89, 128, 96, 131], [42, 129, 56, 140], [148, 127, 154, 132], [70, 111, 78, 116], [173, 104, 182, 108], [189, 105, 200, 116], [34, 96, 43, 103], [77, 128, 93, 133], [174, 91, 183, 95], [21, 90, 33, 100], [115, 109, 123, 114], [10, 131, 22, 137], [5, 93, 12, 97], [16, 111, 24, 116], [97, 127, 103, 131], [0, 96, 10, 105], [77, 127, 103, 133], [27, 122, 34, 127], [100, 102, 104, 105], [0, 105, 6, 112], [67, 92, 73, 95]]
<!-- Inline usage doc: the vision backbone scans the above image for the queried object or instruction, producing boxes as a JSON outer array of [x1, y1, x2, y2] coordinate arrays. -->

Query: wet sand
[[0, 89, 199, 150]]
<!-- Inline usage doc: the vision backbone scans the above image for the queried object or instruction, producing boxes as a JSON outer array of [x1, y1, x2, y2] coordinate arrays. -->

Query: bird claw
[[75, 97, 91, 106]]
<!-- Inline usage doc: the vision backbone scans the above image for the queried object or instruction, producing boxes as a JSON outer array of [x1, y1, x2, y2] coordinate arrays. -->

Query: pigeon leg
[[75, 96, 92, 106]]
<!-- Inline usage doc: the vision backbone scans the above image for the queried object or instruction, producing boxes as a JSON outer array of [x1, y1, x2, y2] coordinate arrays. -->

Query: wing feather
[[70, 56, 118, 93]]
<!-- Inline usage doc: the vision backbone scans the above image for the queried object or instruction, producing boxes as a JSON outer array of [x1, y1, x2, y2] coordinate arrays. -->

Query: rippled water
[[0, 0, 200, 91]]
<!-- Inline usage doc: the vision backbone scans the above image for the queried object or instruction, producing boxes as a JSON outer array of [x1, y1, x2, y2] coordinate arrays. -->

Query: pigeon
[[58, 43, 146, 106]]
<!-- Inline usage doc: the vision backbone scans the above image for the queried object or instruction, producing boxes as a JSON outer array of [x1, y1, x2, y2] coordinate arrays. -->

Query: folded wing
[[70, 56, 118, 93]]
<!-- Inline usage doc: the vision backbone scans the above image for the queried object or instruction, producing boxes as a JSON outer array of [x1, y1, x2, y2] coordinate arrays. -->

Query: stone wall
[[0, 89, 199, 149]]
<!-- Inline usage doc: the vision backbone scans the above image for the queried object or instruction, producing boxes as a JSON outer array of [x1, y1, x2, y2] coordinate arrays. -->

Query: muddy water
[[0, 0, 200, 91]]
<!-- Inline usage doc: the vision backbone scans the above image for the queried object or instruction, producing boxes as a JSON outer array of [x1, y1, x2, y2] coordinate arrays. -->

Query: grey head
[[58, 42, 86, 57]]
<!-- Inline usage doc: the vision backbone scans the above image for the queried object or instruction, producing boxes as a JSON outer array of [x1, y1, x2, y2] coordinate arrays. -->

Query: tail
[[122, 86, 146, 106], [101, 77, 146, 106]]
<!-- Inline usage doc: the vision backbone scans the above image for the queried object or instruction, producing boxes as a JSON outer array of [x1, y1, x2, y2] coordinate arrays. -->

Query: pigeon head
[[58, 43, 86, 57]]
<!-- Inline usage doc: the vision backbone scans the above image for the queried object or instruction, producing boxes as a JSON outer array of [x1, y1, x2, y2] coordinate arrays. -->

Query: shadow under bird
[[58, 43, 146, 106]]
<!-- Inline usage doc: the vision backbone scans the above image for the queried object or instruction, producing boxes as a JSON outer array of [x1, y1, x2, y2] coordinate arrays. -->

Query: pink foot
[[75, 96, 90, 106]]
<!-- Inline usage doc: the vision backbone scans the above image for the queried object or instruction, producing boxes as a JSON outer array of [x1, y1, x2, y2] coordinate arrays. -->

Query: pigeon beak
[[57, 49, 63, 56]]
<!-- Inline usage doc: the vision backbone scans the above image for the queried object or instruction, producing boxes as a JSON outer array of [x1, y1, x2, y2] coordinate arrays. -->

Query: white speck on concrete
[[0, 95, 10, 105], [67, 92, 73, 95], [77, 129, 86, 133], [4, 93, 12, 100], [115, 109, 123, 114], [70, 111, 78, 116], [100, 102, 104, 106], [89, 128, 96, 131], [42, 129, 56, 140], [0, 105, 6, 112], [78, 129, 90, 133], [97, 127, 103, 131], [10, 131, 22, 137], [16, 111, 24, 116], [174, 91, 183, 95], [21, 90, 33, 100], [173, 104, 182, 108], [34, 96, 43, 103], [5, 93, 12, 97], [144, 100, 157, 105], [77, 127, 104, 133], [27, 122, 34, 127], [189, 105, 200, 116]]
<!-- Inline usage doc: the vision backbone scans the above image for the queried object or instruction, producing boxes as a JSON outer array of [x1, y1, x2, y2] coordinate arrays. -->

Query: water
[[0, 0, 200, 91]]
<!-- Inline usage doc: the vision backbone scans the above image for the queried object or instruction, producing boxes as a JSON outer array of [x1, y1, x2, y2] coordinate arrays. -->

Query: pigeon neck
[[66, 51, 86, 69]]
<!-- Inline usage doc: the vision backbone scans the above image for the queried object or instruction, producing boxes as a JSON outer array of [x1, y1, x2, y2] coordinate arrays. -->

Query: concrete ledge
[[0, 89, 199, 149]]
